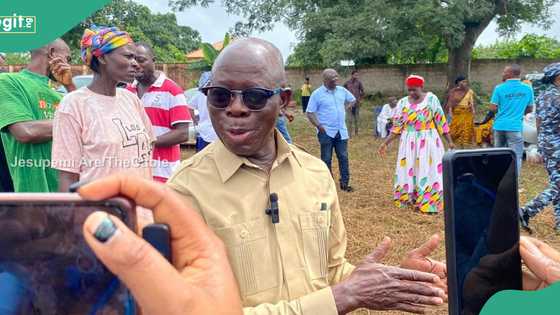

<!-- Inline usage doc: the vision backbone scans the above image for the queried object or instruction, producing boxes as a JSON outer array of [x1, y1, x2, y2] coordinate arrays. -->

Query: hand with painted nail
[[77, 174, 243, 315], [520, 236, 560, 290]]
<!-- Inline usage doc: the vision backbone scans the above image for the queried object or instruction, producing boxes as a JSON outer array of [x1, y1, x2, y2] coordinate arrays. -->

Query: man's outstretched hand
[[401, 234, 448, 294], [332, 237, 446, 314]]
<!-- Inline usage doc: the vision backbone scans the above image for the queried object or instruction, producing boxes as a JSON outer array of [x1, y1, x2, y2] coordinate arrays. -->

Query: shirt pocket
[[214, 218, 278, 297], [335, 93, 346, 107], [299, 212, 330, 281]]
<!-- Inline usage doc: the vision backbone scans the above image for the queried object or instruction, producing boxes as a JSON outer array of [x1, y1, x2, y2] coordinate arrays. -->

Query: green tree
[[62, 0, 201, 63], [3, 53, 31, 65], [474, 34, 560, 59], [188, 33, 232, 70], [170, 0, 558, 82]]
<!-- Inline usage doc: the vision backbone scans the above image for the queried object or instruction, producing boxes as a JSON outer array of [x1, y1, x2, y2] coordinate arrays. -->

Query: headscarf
[[198, 71, 212, 89], [543, 62, 560, 84], [80, 25, 133, 67], [406, 75, 425, 88]]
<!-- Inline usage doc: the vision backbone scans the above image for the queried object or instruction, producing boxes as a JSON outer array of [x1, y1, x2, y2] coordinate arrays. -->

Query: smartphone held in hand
[[0, 194, 137, 315], [443, 149, 523, 315]]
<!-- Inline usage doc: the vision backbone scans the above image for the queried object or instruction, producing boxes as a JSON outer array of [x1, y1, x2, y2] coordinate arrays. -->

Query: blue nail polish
[[69, 181, 85, 193], [94, 216, 117, 243]]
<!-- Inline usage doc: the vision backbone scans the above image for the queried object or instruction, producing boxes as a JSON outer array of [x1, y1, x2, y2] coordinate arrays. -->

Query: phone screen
[[0, 202, 134, 315], [450, 152, 522, 315]]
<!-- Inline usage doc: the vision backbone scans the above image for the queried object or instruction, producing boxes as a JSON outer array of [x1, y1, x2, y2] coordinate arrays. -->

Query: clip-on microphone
[[265, 193, 280, 224]]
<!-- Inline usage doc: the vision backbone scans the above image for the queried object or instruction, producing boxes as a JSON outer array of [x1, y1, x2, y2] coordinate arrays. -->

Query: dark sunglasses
[[200, 86, 286, 111]]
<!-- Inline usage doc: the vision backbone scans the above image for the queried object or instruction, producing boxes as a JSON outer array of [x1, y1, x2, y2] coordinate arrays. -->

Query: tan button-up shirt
[[167, 132, 355, 315]]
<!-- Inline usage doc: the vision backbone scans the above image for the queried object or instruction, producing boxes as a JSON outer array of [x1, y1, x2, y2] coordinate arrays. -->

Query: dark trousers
[[347, 104, 360, 136], [523, 153, 560, 225], [301, 96, 310, 113], [318, 132, 350, 186]]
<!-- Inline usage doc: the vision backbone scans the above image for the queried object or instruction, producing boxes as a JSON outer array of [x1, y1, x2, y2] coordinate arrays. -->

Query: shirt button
[[317, 216, 325, 225], [240, 230, 249, 239]]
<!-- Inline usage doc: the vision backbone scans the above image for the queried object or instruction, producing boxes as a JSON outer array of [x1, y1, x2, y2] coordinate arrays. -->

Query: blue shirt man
[[307, 85, 356, 140], [491, 80, 534, 132], [490, 65, 534, 175], [306, 68, 356, 191]]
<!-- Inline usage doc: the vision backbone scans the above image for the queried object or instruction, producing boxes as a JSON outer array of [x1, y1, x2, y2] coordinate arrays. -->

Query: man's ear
[[47, 46, 56, 60], [280, 89, 292, 109]]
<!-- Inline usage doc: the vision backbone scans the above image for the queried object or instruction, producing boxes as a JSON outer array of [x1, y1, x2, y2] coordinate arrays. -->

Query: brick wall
[[4, 58, 556, 96]]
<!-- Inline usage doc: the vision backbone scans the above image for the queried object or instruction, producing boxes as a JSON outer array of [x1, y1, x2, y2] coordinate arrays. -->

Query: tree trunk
[[447, 43, 473, 89], [447, 15, 495, 87], [447, 27, 479, 86]]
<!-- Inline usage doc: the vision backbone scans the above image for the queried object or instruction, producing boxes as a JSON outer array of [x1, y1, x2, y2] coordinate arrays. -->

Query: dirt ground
[[183, 102, 558, 315]]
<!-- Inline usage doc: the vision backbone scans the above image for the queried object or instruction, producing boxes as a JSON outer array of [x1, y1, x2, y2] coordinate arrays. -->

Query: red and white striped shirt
[[128, 73, 191, 182]]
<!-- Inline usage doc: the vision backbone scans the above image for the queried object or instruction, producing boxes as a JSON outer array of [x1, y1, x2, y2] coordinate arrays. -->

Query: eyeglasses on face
[[200, 86, 287, 111]]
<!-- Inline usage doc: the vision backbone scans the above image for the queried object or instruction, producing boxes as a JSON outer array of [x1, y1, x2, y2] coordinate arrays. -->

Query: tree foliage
[[170, 0, 559, 80], [62, 0, 201, 63], [473, 34, 560, 59], [3, 53, 31, 65], [188, 33, 232, 70]]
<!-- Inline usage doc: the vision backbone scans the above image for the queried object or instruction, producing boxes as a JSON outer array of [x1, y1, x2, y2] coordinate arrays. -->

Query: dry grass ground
[[183, 101, 558, 315]]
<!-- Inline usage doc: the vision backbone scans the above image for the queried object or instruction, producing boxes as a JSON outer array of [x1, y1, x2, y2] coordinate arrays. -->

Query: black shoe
[[519, 208, 533, 234], [340, 185, 354, 192]]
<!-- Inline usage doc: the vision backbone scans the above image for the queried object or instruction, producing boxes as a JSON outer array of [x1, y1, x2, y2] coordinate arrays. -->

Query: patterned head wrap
[[80, 25, 133, 67], [406, 74, 425, 88], [543, 62, 560, 84]]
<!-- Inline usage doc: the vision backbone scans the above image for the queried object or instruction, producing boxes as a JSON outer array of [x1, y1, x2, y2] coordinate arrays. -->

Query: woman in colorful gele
[[52, 26, 155, 192], [379, 75, 455, 214]]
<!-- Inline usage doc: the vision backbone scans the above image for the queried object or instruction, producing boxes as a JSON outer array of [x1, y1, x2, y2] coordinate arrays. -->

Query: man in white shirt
[[188, 71, 218, 152], [376, 96, 398, 138]]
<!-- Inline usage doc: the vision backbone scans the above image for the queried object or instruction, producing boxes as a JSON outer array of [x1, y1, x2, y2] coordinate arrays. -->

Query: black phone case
[[143, 223, 171, 262], [0, 195, 136, 315], [443, 148, 520, 315]]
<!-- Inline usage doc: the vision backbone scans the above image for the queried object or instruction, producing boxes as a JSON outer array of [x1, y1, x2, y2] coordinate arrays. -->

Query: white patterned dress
[[391, 92, 450, 213]]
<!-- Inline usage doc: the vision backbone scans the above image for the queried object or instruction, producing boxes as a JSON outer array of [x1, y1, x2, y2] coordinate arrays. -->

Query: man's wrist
[[64, 82, 77, 92], [332, 282, 358, 315]]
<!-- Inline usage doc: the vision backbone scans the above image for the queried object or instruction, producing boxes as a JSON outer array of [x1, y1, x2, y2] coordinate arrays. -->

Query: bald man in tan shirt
[[168, 38, 446, 315]]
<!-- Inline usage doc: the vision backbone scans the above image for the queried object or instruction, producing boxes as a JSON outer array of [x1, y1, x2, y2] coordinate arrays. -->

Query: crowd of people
[[0, 23, 559, 314]]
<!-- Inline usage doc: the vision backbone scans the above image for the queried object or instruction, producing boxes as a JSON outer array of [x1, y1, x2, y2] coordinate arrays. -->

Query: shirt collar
[[20, 69, 50, 85], [214, 130, 302, 183], [321, 85, 337, 93], [132, 71, 166, 88]]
